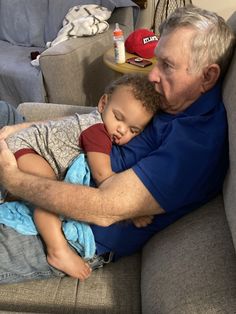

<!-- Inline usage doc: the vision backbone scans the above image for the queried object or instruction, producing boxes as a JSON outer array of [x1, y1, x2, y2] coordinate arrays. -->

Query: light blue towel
[[0, 154, 96, 259]]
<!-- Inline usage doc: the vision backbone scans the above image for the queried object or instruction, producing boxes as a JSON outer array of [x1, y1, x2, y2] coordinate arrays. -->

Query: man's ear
[[201, 64, 221, 93], [97, 94, 108, 113]]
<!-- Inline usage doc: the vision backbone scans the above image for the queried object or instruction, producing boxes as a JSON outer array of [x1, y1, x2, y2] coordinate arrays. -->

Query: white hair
[[159, 5, 235, 76]]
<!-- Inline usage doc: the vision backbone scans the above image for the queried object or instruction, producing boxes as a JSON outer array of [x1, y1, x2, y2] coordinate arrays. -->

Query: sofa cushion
[[141, 196, 236, 313], [223, 48, 236, 252], [45, 0, 138, 43], [46, 0, 115, 43], [0, 0, 48, 47], [0, 253, 141, 313], [0, 40, 45, 107], [46, 0, 84, 43], [17, 103, 94, 122], [223, 11, 236, 252]]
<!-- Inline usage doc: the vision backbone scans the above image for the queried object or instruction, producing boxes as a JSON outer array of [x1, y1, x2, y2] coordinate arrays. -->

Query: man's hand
[[132, 215, 154, 228], [0, 125, 18, 140], [0, 123, 31, 140], [0, 140, 18, 186]]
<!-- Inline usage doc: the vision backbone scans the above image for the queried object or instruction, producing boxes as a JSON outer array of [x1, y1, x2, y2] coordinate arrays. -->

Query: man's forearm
[[5, 169, 115, 226], [0, 139, 163, 224], [4, 167, 163, 226]]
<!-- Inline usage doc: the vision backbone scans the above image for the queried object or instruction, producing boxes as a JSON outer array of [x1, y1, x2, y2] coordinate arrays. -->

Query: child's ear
[[98, 94, 108, 113], [201, 64, 220, 93]]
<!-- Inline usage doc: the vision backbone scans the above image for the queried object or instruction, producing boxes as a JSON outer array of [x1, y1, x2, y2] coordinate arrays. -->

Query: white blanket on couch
[[47, 4, 112, 48]]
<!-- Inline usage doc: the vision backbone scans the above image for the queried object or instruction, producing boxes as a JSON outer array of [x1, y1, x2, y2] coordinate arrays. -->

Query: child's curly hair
[[104, 73, 160, 114]]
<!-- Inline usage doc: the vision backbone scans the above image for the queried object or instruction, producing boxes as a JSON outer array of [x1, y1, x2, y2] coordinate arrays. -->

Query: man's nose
[[148, 65, 160, 83]]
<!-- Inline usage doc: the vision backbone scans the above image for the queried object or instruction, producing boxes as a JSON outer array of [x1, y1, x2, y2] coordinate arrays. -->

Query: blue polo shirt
[[91, 83, 229, 260]]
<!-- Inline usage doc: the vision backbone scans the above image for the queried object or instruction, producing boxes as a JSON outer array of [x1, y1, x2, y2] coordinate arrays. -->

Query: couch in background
[[0, 0, 155, 108], [0, 9, 235, 314]]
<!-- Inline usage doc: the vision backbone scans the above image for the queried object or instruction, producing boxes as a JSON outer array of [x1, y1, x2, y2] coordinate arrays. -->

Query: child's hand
[[132, 215, 154, 228]]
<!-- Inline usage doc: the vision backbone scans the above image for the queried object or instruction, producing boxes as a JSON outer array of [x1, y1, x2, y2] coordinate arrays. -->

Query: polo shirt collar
[[183, 81, 222, 116]]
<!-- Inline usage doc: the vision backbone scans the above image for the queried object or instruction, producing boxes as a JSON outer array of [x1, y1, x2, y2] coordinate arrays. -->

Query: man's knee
[[0, 101, 24, 128]]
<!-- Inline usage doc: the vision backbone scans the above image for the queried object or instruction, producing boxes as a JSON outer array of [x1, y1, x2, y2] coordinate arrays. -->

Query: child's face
[[98, 86, 153, 145]]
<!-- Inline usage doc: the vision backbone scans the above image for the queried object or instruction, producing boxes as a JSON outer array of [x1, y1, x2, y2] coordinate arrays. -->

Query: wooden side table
[[103, 48, 156, 75]]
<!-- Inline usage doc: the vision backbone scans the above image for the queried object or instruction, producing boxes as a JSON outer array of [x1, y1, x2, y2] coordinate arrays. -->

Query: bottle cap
[[113, 23, 123, 36]]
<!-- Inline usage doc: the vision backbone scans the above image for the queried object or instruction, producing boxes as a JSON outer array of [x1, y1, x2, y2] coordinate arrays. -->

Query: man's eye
[[163, 62, 171, 69]]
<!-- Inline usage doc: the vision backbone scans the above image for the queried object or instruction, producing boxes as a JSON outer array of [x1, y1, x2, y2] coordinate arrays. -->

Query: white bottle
[[113, 23, 126, 64]]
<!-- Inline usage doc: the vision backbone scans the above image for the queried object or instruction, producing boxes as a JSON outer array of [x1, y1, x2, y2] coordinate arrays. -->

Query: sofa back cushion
[[0, 0, 48, 47], [45, 0, 84, 43], [45, 0, 137, 43], [0, 0, 137, 47], [223, 11, 236, 252]]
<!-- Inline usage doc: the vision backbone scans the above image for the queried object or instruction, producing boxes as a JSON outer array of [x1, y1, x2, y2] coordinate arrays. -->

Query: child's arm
[[86, 151, 115, 186], [0, 116, 74, 140], [80, 124, 114, 186], [87, 151, 154, 228]]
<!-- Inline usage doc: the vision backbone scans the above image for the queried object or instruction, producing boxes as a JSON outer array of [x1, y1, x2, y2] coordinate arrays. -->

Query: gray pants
[[0, 102, 64, 283], [0, 225, 64, 284], [0, 101, 25, 127]]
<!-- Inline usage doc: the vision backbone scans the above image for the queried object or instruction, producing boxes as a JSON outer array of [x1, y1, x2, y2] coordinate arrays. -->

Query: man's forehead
[[155, 29, 192, 57], [154, 39, 174, 60]]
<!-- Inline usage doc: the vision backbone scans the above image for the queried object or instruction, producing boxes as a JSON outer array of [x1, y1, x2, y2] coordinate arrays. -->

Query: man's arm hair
[[5, 166, 164, 226]]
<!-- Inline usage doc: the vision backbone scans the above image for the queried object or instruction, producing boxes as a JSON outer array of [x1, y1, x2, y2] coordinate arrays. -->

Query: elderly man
[[0, 5, 235, 283]]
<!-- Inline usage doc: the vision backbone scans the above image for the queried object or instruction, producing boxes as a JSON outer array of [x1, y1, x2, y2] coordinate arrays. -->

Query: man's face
[[149, 28, 204, 114]]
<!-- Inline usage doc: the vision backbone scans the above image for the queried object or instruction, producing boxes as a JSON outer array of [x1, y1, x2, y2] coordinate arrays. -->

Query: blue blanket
[[0, 154, 96, 259]]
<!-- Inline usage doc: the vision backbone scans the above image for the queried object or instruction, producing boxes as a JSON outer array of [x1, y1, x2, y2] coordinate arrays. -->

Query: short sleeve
[[80, 123, 112, 155], [132, 112, 228, 213]]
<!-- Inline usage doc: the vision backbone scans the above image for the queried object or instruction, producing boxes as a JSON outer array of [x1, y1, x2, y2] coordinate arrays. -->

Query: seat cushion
[[142, 195, 236, 313], [0, 253, 141, 313]]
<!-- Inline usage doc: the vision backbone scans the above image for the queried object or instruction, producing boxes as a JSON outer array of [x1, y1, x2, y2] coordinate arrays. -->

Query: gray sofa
[[0, 0, 155, 109], [0, 0, 145, 108], [0, 11, 236, 314]]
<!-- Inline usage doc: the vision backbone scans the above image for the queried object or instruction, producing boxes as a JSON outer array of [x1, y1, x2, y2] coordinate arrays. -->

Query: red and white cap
[[125, 29, 158, 59]]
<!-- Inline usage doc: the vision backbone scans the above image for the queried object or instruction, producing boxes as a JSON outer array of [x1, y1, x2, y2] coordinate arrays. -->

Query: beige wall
[[193, 0, 236, 20]]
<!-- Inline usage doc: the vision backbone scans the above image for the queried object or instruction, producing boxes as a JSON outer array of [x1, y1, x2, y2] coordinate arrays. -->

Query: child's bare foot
[[47, 244, 92, 280]]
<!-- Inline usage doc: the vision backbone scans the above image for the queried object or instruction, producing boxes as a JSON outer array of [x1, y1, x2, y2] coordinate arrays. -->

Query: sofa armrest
[[17, 102, 94, 122], [141, 196, 236, 313], [40, 7, 134, 107]]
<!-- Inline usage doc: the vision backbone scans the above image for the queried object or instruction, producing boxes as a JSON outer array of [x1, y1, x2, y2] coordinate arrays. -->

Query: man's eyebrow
[[156, 49, 174, 64], [162, 56, 175, 64]]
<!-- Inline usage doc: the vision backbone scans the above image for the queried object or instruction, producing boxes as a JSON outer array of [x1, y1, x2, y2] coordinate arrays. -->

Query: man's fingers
[[0, 139, 17, 168], [0, 126, 10, 140], [0, 139, 8, 150]]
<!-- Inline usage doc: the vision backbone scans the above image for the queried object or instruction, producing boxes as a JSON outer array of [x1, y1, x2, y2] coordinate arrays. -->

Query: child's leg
[[16, 153, 92, 280]]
